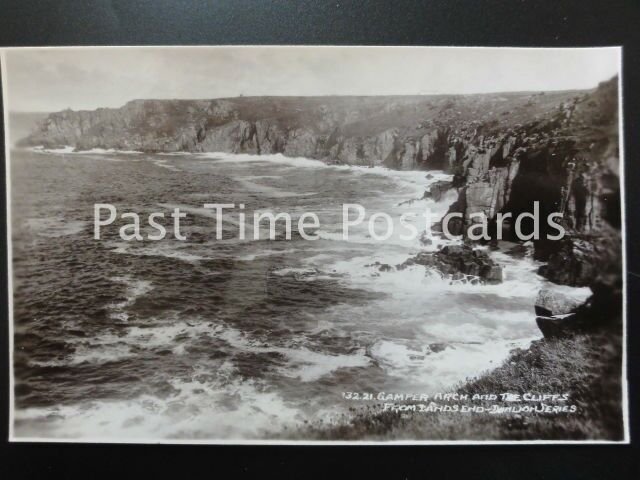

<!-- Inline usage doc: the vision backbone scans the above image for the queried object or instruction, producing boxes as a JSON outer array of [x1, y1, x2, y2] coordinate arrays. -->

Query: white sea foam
[[108, 241, 210, 263], [106, 275, 153, 323], [25, 217, 87, 237], [32, 320, 217, 367], [194, 153, 457, 198], [110, 276, 153, 304], [234, 176, 317, 198], [271, 267, 319, 277], [353, 167, 453, 198], [240, 175, 283, 180], [150, 159, 181, 172], [157, 202, 259, 239], [37, 314, 372, 386], [369, 336, 534, 392], [236, 248, 299, 261], [211, 324, 371, 382], [29, 145, 76, 154], [29, 146, 143, 155], [14, 362, 304, 440], [198, 152, 327, 168], [277, 347, 370, 382]]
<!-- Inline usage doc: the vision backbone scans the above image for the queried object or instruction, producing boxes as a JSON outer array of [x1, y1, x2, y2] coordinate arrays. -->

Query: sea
[[8, 148, 591, 440]]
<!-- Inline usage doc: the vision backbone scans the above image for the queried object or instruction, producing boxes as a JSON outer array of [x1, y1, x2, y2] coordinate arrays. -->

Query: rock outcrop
[[534, 288, 585, 317], [399, 245, 503, 284], [537, 226, 622, 287], [534, 288, 586, 338], [440, 77, 621, 291], [535, 222, 623, 339], [423, 180, 453, 202]]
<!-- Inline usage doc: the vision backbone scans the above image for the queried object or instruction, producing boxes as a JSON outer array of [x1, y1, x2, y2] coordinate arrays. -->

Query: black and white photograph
[[1, 46, 627, 443]]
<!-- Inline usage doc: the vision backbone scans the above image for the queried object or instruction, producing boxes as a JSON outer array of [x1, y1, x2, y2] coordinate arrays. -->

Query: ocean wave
[[108, 241, 211, 263], [29, 146, 143, 155], [271, 267, 319, 277], [150, 159, 182, 172], [212, 324, 372, 382], [13, 148, 580, 440], [236, 248, 299, 261], [14, 361, 303, 440], [187, 151, 454, 201], [197, 152, 327, 168], [234, 176, 317, 198], [31, 319, 216, 367], [25, 217, 88, 237], [105, 275, 153, 323], [309, 246, 562, 301], [369, 336, 534, 392]]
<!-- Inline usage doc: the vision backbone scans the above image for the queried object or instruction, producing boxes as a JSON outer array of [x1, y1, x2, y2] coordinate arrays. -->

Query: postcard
[[1, 46, 627, 443]]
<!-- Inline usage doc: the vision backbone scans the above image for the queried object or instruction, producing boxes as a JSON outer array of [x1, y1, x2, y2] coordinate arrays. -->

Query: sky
[[1, 46, 620, 112]]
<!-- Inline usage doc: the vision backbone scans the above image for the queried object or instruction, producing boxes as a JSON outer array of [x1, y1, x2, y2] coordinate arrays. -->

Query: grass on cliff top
[[287, 330, 624, 441]]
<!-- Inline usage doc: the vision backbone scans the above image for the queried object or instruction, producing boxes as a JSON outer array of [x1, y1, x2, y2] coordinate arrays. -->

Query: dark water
[[10, 149, 579, 440]]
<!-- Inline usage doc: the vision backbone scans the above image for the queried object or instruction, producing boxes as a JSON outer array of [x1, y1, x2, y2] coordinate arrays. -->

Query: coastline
[[296, 182, 624, 441]]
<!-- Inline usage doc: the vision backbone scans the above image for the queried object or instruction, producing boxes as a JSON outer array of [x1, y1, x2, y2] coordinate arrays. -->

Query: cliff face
[[443, 77, 620, 293], [446, 77, 619, 240], [20, 89, 595, 167]]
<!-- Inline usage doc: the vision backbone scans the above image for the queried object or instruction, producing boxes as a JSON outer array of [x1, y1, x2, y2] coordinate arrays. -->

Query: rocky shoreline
[[21, 73, 622, 336], [290, 327, 624, 441], [20, 77, 621, 288]]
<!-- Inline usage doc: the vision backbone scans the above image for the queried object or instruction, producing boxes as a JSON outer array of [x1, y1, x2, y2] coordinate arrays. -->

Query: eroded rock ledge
[[365, 244, 502, 284], [399, 245, 503, 284]]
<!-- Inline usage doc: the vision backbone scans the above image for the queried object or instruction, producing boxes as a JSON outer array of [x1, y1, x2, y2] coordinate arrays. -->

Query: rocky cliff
[[443, 76, 620, 244], [19, 88, 598, 168], [441, 77, 621, 294]]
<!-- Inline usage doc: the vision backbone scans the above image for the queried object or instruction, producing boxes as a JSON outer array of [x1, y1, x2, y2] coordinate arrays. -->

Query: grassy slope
[[293, 328, 623, 441]]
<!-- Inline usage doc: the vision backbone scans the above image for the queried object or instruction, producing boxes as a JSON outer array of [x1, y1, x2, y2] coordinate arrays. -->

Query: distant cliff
[[18, 88, 600, 167]]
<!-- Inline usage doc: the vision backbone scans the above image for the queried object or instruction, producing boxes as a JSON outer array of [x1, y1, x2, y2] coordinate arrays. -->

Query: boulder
[[534, 288, 585, 317], [422, 180, 453, 202], [534, 287, 590, 338], [535, 275, 622, 338]]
